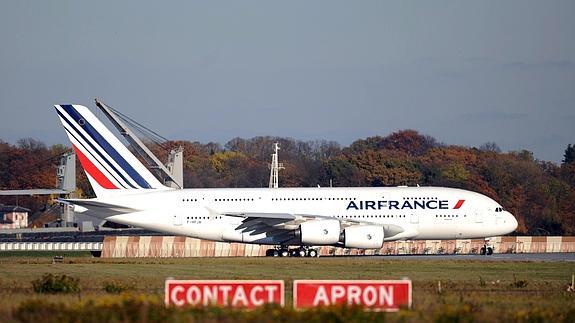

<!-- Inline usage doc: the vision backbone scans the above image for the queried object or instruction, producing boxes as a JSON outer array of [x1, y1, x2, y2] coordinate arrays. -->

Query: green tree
[[323, 157, 363, 187], [348, 130, 438, 156], [563, 144, 575, 164], [348, 149, 422, 186]]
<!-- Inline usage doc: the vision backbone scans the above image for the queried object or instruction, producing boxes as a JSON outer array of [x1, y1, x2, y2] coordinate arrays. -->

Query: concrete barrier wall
[[101, 236, 575, 258]]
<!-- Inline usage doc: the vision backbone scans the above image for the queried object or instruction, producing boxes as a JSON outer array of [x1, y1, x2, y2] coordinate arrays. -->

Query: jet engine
[[342, 225, 385, 249], [296, 219, 341, 245]]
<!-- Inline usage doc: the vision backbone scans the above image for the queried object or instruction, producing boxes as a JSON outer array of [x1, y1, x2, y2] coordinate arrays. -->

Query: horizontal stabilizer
[[59, 199, 139, 219]]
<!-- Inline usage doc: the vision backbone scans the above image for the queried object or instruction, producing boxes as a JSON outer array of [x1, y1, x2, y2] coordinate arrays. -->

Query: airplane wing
[[220, 211, 410, 241]]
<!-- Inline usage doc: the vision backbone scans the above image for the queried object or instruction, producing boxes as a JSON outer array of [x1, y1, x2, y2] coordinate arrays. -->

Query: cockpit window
[[495, 207, 505, 212]]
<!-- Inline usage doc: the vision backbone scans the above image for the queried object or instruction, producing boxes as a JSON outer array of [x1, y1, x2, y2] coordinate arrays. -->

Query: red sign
[[165, 280, 284, 308], [293, 280, 411, 311]]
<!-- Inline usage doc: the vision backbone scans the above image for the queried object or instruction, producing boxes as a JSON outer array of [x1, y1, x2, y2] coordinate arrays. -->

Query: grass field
[[0, 255, 574, 322]]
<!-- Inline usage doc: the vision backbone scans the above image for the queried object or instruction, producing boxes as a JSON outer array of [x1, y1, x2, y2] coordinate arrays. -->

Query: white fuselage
[[54, 104, 518, 249], [99, 186, 518, 246]]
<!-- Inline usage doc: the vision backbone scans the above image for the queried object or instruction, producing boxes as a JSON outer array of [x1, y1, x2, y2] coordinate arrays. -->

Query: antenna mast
[[269, 143, 284, 188]]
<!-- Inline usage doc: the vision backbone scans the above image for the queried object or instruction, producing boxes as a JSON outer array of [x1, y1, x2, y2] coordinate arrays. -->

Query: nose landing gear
[[478, 238, 494, 255], [480, 244, 493, 255]]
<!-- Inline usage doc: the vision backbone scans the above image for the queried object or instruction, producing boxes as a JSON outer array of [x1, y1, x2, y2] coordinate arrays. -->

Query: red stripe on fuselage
[[453, 199, 465, 209], [72, 145, 118, 189]]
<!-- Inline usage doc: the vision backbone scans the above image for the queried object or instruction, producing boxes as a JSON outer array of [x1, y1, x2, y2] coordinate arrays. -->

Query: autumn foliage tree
[[1, 134, 573, 234], [0, 138, 70, 220]]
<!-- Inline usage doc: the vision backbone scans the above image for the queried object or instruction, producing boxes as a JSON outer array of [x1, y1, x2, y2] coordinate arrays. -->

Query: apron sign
[[293, 280, 412, 311], [165, 280, 284, 308]]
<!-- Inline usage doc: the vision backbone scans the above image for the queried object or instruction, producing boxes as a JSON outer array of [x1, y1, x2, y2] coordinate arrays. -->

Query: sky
[[0, 1, 574, 163]]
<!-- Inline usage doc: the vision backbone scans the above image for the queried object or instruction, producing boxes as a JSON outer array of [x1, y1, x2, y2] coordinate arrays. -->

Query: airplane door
[[410, 214, 419, 224], [474, 209, 483, 223], [173, 213, 182, 226]]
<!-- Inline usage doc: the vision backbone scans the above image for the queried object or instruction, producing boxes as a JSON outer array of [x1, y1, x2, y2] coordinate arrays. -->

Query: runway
[[378, 253, 575, 262]]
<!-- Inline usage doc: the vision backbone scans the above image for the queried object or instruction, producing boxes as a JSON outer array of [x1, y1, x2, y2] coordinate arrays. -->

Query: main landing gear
[[480, 245, 493, 255], [265, 246, 320, 257]]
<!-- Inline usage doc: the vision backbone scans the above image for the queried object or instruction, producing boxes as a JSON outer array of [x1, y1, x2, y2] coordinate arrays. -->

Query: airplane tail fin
[[54, 104, 170, 198]]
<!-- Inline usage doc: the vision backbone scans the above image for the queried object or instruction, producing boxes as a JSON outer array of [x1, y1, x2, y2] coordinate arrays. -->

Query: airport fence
[[100, 236, 575, 258], [0, 241, 103, 252]]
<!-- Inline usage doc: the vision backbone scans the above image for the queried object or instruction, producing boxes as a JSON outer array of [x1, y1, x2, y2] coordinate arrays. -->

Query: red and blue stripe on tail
[[54, 104, 168, 197]]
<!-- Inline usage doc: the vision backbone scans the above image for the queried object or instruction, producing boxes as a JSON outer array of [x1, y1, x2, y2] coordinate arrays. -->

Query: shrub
[[13, 298, 386, 323], [103, 281, 132, 294], [511, 274, 528, 288], [32, 273, 80, 294], [434, 304, 475, 323], [479, 276, 486, 287]]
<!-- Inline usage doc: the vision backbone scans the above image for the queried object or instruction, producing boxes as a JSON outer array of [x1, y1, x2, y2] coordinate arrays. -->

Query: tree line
[[1, 131, 574, 235]]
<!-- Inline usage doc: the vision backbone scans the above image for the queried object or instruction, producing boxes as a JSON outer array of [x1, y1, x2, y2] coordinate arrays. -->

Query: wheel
[[480, 247, 486, 255], [272, 250, 280, 257], [308, 249, 318, 258], [265, 249, 273, 257], [280, 249, 289, 257], [486, 247, 493, 255], [298, 249, 306, 257]]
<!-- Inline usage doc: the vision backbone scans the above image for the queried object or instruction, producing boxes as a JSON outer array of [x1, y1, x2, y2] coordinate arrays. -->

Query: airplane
[[53, 104, 518, 257]]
